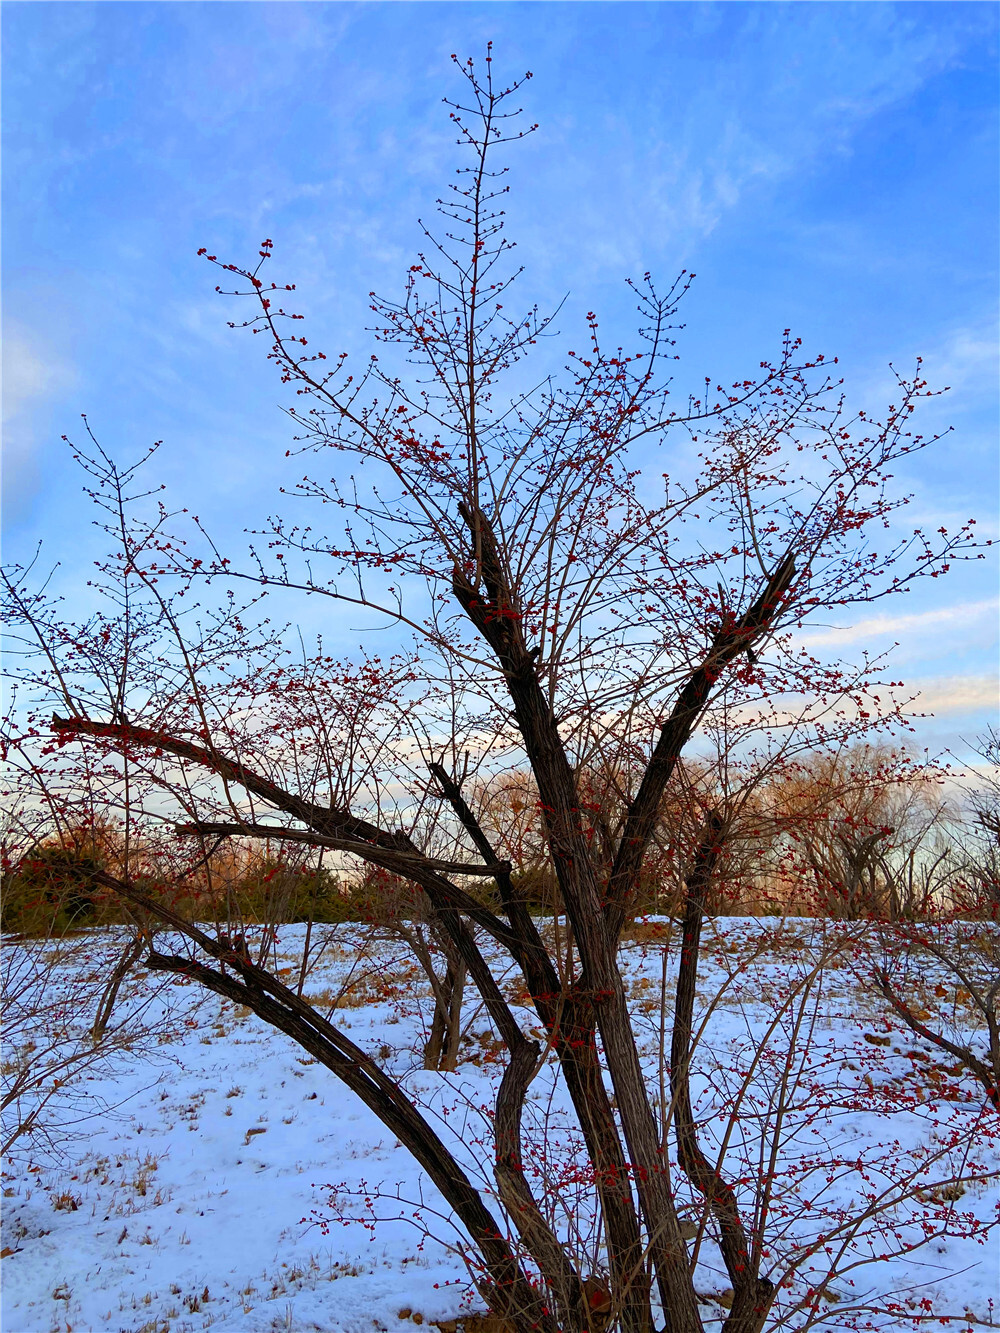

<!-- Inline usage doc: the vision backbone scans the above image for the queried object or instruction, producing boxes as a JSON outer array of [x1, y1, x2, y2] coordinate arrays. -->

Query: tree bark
[[432, 761, 653, 1333], [452, 521, 704, 1332]]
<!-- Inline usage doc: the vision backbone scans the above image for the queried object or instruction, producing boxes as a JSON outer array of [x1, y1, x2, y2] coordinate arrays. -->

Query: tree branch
[[874, 968, 999, 1111], [52, 716, 411, 852], [143, 948, 557, 1333], [431, 758, 654, 1333], [669, 811, 776, 1333], [605, 554, 796, 939], [77, 859, 556, 1333], [175, 820, 508, 878], [52, 715, 521, 953]]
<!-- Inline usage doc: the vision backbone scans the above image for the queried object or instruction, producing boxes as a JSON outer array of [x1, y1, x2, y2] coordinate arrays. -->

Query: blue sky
[[3, 1, 998, 755]]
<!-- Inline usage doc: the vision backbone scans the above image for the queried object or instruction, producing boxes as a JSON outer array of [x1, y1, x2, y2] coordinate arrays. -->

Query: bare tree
[[871, 735, 1000, 1112], [747, 746, 959, 920], [2, 50, 991, 1333], [963, 728, 1000, 918]]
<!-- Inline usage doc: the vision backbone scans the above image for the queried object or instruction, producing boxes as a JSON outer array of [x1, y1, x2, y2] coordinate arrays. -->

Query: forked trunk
[[424, 955, 466, 1071]]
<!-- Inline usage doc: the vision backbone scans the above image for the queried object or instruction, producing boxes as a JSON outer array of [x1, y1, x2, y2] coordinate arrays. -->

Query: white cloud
[[2, 326, 76, 521], [905, 674, 998, 719], [797, 599, 998, 650], [855, 317, 999, 421], [927, 323, 1000, 394], [4, 328, 61, 418]]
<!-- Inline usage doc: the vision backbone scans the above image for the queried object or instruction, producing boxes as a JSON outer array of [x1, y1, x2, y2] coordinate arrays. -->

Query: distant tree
[[3, 49, 992, 1333], [751, 746, 956, 920], [965, 728, 1000, 918], [872, 733, 1000, 1114]]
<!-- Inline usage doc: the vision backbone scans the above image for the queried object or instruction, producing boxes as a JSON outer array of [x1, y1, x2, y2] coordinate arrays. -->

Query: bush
[[2, 838, 106, 936]]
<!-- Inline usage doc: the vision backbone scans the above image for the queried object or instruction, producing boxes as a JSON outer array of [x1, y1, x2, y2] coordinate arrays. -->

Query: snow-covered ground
[[3, 919, 998, 1333]]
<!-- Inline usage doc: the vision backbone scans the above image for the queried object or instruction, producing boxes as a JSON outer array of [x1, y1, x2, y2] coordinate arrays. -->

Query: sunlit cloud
[[906, 674, 999, 718]]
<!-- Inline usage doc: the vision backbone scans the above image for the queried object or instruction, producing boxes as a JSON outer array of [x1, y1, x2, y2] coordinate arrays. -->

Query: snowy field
[[3, 919, 998, 1333]]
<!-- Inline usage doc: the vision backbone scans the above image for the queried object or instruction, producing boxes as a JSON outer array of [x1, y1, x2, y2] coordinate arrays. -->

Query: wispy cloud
[[797, 600, 998, 650], [3, 0, 994, 711], [2, 324, 76, 522], [927, 322, 1000, 394], [855, 317, 999, 421], [534, 3, 992, 275], [905, 674, 998, 718]]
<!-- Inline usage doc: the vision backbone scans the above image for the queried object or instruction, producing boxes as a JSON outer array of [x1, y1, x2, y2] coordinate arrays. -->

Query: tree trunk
[[424, 954, 466, 1071], [671, 813, 776, 1333], [92, 933, 145, 1041]]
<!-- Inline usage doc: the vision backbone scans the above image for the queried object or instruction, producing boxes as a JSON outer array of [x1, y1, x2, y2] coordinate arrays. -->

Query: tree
[[749, 745, 957, 920], [963, 727, 1000, 919], [2, 49, 992, 1333], [871, 734, 1000, 1114]]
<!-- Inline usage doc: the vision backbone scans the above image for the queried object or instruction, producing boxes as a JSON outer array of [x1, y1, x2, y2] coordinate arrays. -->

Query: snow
[[3, 919, 998, 1333]]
